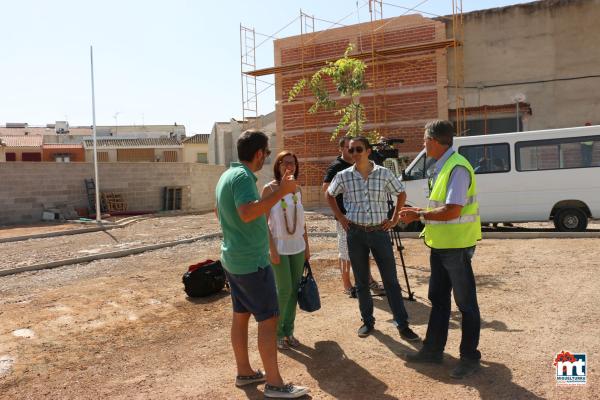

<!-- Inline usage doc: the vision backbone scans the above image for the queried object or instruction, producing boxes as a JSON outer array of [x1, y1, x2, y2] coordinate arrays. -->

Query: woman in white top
[[261, 150, 310, 350]]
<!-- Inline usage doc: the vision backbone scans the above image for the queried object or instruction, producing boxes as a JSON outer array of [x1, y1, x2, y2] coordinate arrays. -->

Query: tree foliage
[[288, 44, 379, 142]]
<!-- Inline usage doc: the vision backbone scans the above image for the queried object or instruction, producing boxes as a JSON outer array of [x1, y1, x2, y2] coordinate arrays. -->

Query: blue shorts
[[225, 265, 279, 322]]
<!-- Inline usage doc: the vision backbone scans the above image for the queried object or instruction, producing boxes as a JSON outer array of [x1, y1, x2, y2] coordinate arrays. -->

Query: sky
[[0, 0, 528, 134]]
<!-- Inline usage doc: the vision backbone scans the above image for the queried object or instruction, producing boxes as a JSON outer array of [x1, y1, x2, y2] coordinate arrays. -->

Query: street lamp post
[[113, 112, 121, 136], [511, 93, 526, 132]]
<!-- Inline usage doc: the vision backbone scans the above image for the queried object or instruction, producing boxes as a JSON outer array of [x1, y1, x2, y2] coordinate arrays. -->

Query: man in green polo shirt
[[215, 130, 309, 398]]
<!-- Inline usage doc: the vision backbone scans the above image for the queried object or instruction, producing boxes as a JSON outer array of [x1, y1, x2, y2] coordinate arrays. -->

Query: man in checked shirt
[[326, 136, 420, 341]]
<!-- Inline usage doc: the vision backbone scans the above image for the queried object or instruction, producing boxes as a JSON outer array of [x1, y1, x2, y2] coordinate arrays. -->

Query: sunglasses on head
[[349, 146, 365, 154]]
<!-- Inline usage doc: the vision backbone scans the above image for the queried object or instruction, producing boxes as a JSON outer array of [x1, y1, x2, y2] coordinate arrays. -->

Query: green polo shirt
[[215, 162, 270, 275]]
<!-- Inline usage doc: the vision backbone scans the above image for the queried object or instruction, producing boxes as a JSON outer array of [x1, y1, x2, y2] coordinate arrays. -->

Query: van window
[[516, 135, 600, 171], [405, 152, 436, 180], [458, 143, 510, 174]]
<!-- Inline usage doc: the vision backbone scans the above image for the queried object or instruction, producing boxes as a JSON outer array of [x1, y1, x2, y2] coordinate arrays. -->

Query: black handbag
[[297, 260, 321, 312]]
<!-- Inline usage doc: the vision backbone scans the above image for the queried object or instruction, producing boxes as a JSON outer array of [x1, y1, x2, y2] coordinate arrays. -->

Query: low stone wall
[[0, 162, 226, 225]]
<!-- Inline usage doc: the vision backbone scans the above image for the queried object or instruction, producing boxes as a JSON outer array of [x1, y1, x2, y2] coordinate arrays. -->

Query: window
[[22, 152, 41, 162], [516, 135, 600, 171], [458, 143, 510, 174], [163, 151, 178, 162], [196, 152, 208, 163], [471, 117, 521, 135], [405, 153, 436, 180], [54, 153, 71, 163], [97, 152, 109, 162], [6, 152, 16, 161], [455, 117, 522, 136]]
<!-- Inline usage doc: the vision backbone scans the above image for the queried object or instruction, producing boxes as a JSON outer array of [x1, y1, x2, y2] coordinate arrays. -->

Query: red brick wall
[[42, 147, 85, 162], [276, 20, 444, 187]]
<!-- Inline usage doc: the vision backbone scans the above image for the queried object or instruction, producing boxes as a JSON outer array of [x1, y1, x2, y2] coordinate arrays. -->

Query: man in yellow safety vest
[[399, 120, 482, 379]]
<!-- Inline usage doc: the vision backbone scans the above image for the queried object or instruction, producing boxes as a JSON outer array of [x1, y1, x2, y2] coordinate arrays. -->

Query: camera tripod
[[387, 194, 415, 301]]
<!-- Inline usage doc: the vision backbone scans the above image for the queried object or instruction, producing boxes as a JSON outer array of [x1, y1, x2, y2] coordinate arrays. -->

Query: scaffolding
[[240, 25, 258, 124], [239, 1, 465, 151], [452, 0, 466, 135]]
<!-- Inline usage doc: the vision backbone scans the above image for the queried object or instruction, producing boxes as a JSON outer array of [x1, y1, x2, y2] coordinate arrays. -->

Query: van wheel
[[554, 208, 588, 232]]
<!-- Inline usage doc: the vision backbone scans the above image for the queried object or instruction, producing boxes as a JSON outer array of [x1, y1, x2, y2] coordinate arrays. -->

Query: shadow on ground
[[372, 331, 544, 400], [285, 340, 397, 399]]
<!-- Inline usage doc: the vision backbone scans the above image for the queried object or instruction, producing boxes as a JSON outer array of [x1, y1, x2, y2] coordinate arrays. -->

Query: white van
[[400, 125, 600, 232]]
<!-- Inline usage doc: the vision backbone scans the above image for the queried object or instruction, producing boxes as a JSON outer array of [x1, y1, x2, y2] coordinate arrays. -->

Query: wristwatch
[[418, 211, 426, 224]]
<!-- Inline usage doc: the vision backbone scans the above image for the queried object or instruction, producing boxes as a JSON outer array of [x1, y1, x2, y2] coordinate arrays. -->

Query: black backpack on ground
[[182, 259, 227, 298]]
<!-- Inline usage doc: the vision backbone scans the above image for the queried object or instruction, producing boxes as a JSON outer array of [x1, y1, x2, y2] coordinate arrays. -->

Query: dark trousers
[[423, 246, 481, 360], [347, 227, 409, 329]]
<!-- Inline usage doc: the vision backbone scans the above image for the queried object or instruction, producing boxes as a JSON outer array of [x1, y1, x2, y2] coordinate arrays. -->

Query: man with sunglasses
[[326, 136, 420, 342], [215, 130, 309, 398], [322, 135, 386, 298]]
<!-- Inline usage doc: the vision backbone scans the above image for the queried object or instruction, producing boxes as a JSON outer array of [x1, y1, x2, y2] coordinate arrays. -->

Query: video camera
[[370, 137, 404, 166]]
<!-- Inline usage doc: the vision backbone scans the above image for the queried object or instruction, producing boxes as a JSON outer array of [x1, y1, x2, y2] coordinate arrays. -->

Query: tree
[[287, 44, 379, 142]]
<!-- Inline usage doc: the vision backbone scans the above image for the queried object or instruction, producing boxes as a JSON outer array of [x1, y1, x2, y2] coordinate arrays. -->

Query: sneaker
[[405, 349, 443, 364], [277, 338, 289, 350], [450, 359, 480, 379], [357, 323, 374, 338], [264, 383, 310, 398], [286, 335, 300, 347], [398, 326, 421, 342], [235, 369, 266, 387], [369, 281, 386, 296]]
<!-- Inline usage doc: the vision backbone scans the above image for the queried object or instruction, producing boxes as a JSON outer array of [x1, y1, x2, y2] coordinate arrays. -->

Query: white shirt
[[268, 191, 306, 255]]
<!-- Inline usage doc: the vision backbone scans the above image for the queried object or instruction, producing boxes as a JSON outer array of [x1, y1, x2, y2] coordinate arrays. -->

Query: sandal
[[235, 369, 266, 387], [277, 337, 289, 350], [343, 286, 357, 298], [286, 335, 300, 347]]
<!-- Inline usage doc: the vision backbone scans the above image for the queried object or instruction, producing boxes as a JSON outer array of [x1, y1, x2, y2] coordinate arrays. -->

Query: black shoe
[[450, 359, 480, 379], [405, 349, 443, 364], [398, 326, 420, 342], [357, 323, 374, 338]]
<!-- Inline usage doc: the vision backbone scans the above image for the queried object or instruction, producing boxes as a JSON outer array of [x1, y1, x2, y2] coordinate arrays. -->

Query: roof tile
[[82, 138, 182, 148], [0, 135, 44, 147], [182, 134, 210, 144]]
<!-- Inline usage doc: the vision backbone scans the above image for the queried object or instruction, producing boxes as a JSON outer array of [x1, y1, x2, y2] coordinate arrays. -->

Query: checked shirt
[[327, 162, 405, 225]]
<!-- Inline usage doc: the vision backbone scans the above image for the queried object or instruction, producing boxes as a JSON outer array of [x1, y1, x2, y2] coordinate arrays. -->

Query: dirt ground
[[0, 214, 598, 399]]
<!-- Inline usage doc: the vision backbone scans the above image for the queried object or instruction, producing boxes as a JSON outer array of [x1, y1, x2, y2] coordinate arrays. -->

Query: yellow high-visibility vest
[[421, 152, 482, 249]]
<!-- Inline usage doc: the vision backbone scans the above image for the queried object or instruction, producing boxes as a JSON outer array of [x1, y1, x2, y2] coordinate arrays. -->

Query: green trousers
[[272, 250, 305, 338]]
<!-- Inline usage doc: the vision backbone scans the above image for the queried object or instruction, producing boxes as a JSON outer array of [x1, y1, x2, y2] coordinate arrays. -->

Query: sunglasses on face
[[264, 149, 272, 157], [349, 146, 365, 154]]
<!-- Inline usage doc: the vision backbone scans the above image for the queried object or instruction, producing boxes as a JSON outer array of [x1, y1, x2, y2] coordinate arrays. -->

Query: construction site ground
[[0, 213, 598, 399]]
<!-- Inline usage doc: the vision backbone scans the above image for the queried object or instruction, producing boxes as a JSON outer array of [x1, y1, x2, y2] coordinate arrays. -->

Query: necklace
[[280, 193, 298, 235]]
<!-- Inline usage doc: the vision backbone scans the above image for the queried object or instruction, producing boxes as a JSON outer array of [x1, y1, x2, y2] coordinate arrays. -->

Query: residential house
[[207, 112, 276, 188], [0, 122, 186, 145], [82, 138, 183, 162], [182, 134, 210, 163], [0, 136, 43, 161], [208, 111, 276, 165]]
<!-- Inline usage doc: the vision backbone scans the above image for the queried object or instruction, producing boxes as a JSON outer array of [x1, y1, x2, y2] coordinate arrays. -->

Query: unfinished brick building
[[262, 15, 451, 204]]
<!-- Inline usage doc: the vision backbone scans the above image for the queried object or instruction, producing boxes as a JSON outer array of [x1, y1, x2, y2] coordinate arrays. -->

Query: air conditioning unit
[[55, 121, 69, 134]]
